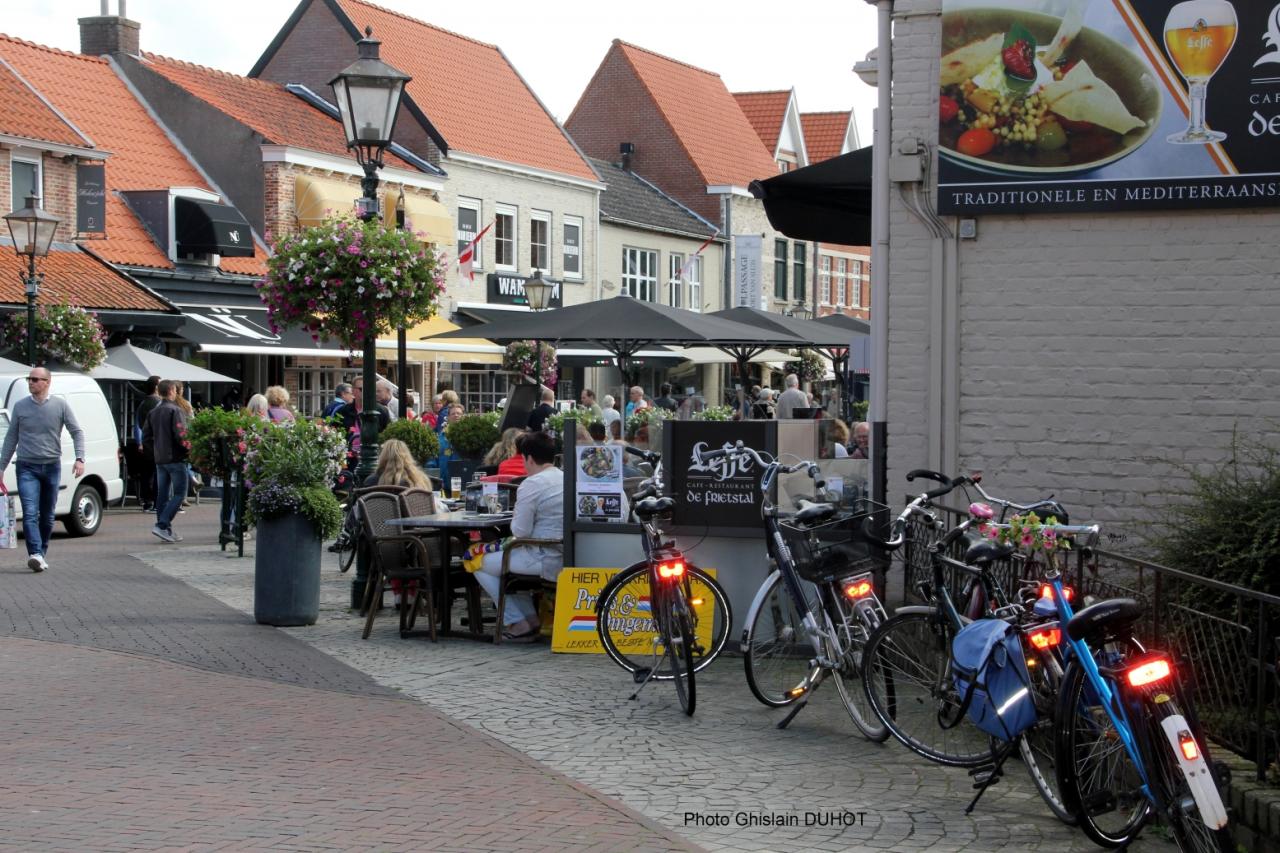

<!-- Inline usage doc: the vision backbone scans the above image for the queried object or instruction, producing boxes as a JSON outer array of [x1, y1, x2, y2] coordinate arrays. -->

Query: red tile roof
[[140, 53, 413, 169], [0, 58, 90, 149], [612, 41, 778, 187], [801, 111, 852, 163], [329, 0, 596, 182], [0, 243, 172, 311], [733, 90, 790, 154], [0, 35, 266, 277]]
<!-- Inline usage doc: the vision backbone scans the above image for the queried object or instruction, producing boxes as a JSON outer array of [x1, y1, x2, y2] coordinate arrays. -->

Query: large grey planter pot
[[254, 513, 321, 626]]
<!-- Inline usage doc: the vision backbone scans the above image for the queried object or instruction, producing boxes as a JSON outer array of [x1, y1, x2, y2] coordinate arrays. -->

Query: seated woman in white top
[[472, 430, 563, 642]]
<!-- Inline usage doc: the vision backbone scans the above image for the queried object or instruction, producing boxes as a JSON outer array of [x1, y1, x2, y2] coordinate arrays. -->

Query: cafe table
[[387, 510, 514, 638]]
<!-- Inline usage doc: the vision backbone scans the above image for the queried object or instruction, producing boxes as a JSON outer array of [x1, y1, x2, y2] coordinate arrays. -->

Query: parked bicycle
[[595, 446, 732, 716]]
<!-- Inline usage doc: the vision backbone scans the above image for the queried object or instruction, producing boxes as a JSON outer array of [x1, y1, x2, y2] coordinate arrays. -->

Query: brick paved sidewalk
[[0, 636, 696, 852]]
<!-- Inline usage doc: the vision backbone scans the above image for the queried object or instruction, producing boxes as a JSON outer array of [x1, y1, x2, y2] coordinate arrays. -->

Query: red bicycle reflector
[[657, 560, 685, 579], [843, 579, 874, 599], [1029, 628, 1062, 649], [1178, 730, 1199, 761], [1039, 584, 1073, 602], [1127, 658, 1172, 687]]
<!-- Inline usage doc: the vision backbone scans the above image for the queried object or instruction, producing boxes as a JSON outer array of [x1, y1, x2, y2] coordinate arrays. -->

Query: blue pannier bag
[[949, 618, 1037, 741]]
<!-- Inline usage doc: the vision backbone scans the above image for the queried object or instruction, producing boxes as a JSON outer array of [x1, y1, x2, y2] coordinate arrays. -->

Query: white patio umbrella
[[105, 343, 238, 383], [45, 360, 148, 381]]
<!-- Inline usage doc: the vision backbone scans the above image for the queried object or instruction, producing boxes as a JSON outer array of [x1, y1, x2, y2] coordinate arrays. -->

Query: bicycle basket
[[781, 498, 891, 582]]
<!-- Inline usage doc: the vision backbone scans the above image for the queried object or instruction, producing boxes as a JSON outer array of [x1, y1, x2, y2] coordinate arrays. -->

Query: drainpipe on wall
[[868, 0, 892, 507]]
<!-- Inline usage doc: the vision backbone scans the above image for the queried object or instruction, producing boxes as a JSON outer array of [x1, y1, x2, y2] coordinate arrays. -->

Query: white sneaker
[[170, 529, 184, 542], [26, 555, 43, 573], [151, 525, 176, 543]]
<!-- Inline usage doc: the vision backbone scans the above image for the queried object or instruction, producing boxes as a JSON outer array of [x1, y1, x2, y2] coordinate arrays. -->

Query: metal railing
[[900, 501, 1280, 782]]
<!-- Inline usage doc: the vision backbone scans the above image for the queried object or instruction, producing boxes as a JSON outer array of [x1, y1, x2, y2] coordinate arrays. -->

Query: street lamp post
[[524, 269, 554, 387], [330, 27, 411, 608], [4, 196, 60, 365]]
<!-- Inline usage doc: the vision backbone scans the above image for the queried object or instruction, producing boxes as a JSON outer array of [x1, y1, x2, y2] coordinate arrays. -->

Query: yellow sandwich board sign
[[550, 566, 718, 654]]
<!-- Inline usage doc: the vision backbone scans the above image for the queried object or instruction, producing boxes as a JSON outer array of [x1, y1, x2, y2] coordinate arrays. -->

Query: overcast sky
[[6, 0, 878, 147]]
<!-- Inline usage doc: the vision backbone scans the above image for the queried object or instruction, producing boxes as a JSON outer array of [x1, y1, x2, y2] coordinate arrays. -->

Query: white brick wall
[[887, 4, 1280, 533]]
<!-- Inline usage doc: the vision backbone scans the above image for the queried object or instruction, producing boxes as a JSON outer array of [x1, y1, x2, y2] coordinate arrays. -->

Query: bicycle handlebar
[[624, 445, 662, 467], [694, 441, 826, 492], [906, 469, 951, 486]]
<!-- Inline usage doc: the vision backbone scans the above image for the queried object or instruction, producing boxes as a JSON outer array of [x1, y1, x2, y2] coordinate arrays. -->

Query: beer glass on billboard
[[1164, 0, 1238, 143]]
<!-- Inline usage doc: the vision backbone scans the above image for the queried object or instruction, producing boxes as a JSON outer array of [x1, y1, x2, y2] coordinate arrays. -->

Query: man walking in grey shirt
[[0, 367, 85, 572], [775, 373, 811, 419]]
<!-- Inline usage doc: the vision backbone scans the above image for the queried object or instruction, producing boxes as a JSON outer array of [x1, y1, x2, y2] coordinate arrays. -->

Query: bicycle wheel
[[826, 588, 890, 741], [1054, 657, 1152, 848], [743, 571, 822, 707], [663, 591, 696, 716], [861, 610, 995, 767], [1018, 650, 1075, 824], [597, 564, 730, 678], [337, 535, 358, 573], [1147, 700, 1232, 852]]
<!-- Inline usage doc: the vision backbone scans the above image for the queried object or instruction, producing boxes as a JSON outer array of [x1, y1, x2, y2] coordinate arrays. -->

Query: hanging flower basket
[[1, 302, 107, 369], [784, 348, 825, 384], [503, 339, 558, 387], [257, 214, 447, 352]]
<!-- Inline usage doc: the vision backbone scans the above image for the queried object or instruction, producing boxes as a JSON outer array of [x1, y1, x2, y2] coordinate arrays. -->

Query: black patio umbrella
[[748, 146, 873, 245], [813, 313, 870, 336], [814, 313, 872, 421], [426, 293, 806, 407]]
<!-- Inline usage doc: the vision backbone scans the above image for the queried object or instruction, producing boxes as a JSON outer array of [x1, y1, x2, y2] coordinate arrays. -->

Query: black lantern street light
[[4, 196, 60, 365], [788, 301, 812, 321], [525, 269, 554, 387], [330, 27, 410, 608]]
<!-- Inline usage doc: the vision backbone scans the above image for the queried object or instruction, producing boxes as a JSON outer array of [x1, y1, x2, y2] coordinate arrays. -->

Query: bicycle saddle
[[1065, 597, 1143, 643], [794, 499, 836, 524], [963, 540, 1015, 566], [634, 496, 676, 518]]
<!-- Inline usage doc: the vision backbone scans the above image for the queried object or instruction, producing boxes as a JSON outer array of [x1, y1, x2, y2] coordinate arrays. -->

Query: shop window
[[623, 246, 657, 302]]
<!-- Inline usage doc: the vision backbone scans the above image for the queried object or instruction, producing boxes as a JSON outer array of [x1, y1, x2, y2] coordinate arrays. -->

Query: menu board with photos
[[938, 0, 1280, 213]]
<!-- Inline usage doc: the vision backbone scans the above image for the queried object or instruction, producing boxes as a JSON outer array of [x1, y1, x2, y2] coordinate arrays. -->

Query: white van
[[0, 370, 124, 536]]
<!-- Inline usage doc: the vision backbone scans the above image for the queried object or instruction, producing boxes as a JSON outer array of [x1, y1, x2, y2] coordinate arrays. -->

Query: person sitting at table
[[471, 430, 563, 643], [483, 427, 527, 478], [364, 438, 432, 489], [436, 403, 464, 486]]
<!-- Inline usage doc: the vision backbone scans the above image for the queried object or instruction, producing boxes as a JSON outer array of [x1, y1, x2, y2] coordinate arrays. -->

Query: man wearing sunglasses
[[0, 368, 86, 572]]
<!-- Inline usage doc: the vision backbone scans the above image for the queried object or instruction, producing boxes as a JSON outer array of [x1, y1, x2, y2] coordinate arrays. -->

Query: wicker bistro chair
[[357, 493, 437, 642], [493, 537, 562, 645], [399, 488, 484, 633]]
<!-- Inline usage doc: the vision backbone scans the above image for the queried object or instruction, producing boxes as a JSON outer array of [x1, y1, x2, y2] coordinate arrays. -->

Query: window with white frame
[[10, 154, 41, 212], [819, 256, 832, 305], [494, 204, 517, 269], [850, 260, 863, 307], [562, 215, 582, 278], [685, 256, 703, 312], [456, 197, 481, 268], [793, 241, 806, 304], [835, 257, 847, 306], [530, 209, 550, 272], [667, 253, 684, 307], [622, 246, 658, 302]]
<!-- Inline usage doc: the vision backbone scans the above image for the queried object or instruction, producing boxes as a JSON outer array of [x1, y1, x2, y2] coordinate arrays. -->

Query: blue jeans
[[16, 461, 59, 557], [156, 462, 189, 529]]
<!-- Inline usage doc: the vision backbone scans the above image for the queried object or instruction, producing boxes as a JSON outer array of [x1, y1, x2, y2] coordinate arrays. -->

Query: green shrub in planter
[[381, 418, 439, 464], [446, 413, 501, 460]]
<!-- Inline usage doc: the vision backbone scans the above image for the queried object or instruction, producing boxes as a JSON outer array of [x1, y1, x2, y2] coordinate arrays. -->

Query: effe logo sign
[[937, 0, 1280, 214], [665, 420, 774, 531]]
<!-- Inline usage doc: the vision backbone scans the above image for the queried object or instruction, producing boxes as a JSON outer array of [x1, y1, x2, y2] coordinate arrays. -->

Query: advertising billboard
[[938, 0, 1280, 213]]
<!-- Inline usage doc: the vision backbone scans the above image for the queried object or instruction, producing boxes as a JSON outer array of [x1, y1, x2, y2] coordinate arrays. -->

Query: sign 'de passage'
[[550, 566, 719, 654], [938, 0, 1280, 214]]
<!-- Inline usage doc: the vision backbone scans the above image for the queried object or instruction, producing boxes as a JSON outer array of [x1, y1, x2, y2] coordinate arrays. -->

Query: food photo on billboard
[[938, 0, 1280, 214]]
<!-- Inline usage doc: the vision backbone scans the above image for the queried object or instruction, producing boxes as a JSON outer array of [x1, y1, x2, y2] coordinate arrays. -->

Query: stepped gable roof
[[325, 0, 595, 181], [0, 57, 91, 149], [588, 157, 717, 240], [0, 35, 265, 276], [611, 41, 778, 187], [801, 111, 852, 163], [0, 242, 171, 311], [141, 52, 413, 168], [733, 90, 790, 153]]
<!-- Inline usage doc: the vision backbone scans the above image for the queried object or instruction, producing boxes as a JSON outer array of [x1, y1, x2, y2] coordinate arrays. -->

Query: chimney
[[620, 142, 635, 172], [79, 1, 140, 57]]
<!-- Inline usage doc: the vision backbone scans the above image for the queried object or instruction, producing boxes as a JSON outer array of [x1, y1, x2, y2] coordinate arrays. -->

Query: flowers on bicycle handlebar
[[991, 511, 1072, 556]]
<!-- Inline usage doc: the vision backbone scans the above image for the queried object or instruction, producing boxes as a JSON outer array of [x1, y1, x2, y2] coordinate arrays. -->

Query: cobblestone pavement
[[0, 506, 695, 852], [135, 517, 1177, 853]]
